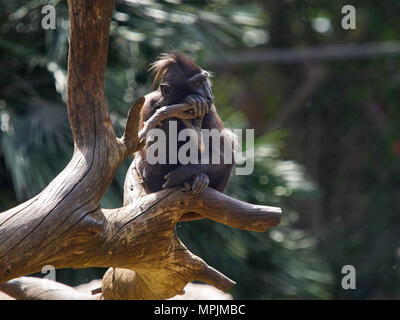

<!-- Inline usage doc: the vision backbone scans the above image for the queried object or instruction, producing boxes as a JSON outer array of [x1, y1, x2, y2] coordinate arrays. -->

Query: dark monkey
[[131, 52, 234, 195]]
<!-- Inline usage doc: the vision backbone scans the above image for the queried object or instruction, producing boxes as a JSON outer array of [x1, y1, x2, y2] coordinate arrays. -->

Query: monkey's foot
[[184, 173, 209, 194]]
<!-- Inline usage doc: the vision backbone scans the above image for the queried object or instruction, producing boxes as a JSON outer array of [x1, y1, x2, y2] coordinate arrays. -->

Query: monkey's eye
[[193, 80, 202, 87]]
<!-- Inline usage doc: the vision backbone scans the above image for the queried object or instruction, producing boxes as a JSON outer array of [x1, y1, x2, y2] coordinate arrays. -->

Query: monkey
[[129, 52, 234, 197]]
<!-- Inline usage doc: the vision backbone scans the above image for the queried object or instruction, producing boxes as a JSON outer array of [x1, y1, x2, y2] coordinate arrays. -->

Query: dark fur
[[134, 52, 233, 193]]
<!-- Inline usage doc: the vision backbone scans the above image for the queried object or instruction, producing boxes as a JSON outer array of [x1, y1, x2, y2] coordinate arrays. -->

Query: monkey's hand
[[162, 166, 209, 194], [184, 94, 210, 119]]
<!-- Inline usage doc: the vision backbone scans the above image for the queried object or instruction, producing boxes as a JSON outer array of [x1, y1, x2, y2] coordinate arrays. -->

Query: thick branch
[[67, 0, 116, 148], [0, 277, 99, 300], [0, 187, 281, 299], [0, 1, 125, 283], [98, 188, 280, 299], [0, 277, 232, 300]]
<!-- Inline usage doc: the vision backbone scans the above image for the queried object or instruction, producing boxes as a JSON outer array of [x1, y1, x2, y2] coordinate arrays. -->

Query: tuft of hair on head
[[148, 52, 202, 88]]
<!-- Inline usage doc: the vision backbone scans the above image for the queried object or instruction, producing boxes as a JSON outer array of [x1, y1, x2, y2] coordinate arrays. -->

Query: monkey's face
[[188, 71, 213, 107], [160, 69, 214, 107]]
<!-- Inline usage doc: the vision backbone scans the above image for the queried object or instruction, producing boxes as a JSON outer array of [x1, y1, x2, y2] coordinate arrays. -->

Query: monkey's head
[[149, 52, 214, 106]]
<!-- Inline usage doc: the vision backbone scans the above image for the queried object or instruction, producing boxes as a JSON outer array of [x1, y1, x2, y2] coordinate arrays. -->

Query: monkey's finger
[[182, 103, 197, 111], [198, 175, 210, 193], [195, 176, 205, 194], [185, 95, 195, 103], [162, 173, 178, 188], [164, 172, 172, 180], [196, 183, 206, 194], [194, 96, 203, 117], [179, 111, 198, 120], [181, 99, 197, 116], [202, 97, 209, 116], [185, 96, 196, 109], [191, 175, 202, 194], [200, 173, 209, 186], [200, 101, 207, 118], [188, 95, 197, 103], [188, 96, 199, 117], [197, 99, 204, 119], [162, 172, 174, 188], [192, 174, 208, 194], [192, 183, 203, 194], [162, 181, 170, 189]]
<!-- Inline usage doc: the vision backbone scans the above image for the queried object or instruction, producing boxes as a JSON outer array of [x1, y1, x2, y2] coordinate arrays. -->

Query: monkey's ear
[[160, 83, 171, 98]]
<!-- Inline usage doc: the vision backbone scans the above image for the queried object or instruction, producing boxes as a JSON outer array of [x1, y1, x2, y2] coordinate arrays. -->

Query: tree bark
[[0, 276, 232, 300], [0, 0, 281, 299]]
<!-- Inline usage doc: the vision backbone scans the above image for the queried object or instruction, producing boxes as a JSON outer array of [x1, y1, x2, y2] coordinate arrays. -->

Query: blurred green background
[[1, 0, 400, 299]]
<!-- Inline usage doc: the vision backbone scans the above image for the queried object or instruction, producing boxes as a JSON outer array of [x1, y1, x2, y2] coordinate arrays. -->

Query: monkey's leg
[[162, 165, 210, 194], [162, 165, 199, 189]]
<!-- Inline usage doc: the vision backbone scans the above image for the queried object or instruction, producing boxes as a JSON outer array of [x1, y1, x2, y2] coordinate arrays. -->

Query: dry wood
[[0, 277, 100, 300], [0, 276, 232, 300]]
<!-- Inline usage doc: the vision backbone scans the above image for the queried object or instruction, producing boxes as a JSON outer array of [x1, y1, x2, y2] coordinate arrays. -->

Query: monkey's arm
[[138, 103, 197, 142]]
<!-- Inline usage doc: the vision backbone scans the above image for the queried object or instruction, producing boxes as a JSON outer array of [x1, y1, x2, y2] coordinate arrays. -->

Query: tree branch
[[0, 277, 99, 300], [66, 0, 115, 148], [120, 96, 145, 155], [0, 187, 280, 299], [0, 277, 232, 300]]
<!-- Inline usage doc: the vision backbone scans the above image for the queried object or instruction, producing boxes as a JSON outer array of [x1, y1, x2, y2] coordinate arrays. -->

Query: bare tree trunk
[[0, 0, 281, 300]]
